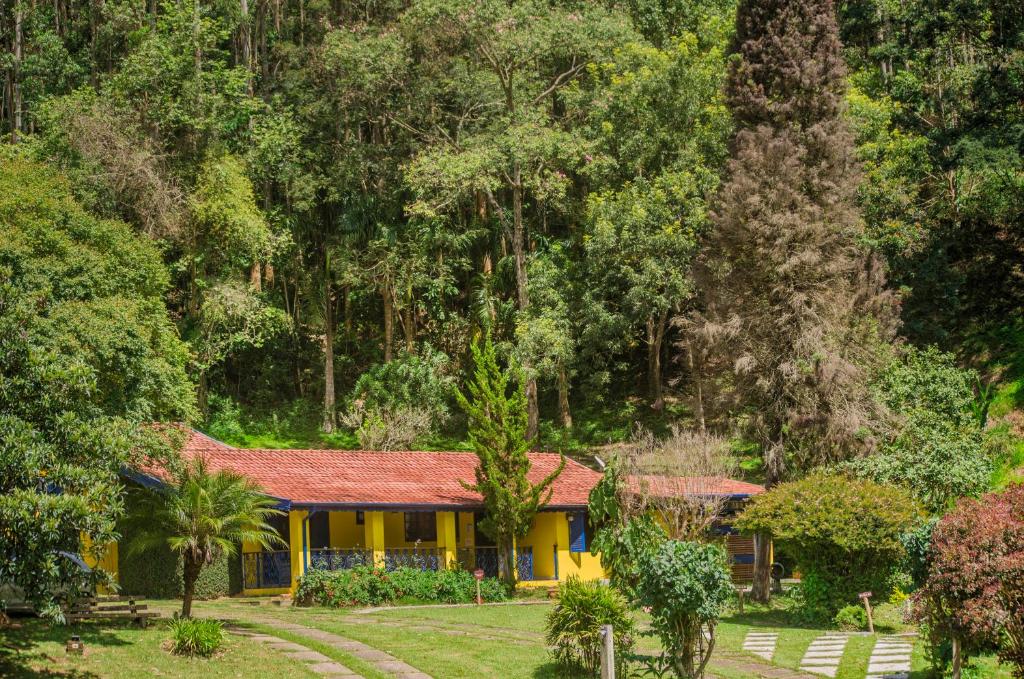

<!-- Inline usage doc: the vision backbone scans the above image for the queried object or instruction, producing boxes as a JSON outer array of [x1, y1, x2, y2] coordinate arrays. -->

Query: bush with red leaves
[[914, 484, 1024, 676]]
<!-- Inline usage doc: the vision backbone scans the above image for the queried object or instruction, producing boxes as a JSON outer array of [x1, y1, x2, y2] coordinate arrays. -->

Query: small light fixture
[[66, 635, 84, 655]]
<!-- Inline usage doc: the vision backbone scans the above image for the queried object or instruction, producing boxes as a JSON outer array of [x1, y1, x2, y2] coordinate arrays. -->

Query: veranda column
[[288, 510, 307, 591], [435, 511, 457, 568], [364, 510, 386, 568]]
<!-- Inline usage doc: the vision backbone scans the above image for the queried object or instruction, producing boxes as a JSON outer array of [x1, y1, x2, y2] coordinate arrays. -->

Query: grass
[[0, 616, 317, 678], [176, 593, 1017, 679], [8, 596, 1017, 678]]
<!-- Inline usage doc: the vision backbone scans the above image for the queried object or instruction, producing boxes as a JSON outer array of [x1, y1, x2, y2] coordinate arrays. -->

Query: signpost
[[600, 625, 615, 679], [859, 592, 874, 633], [474, 568, 485, 605]]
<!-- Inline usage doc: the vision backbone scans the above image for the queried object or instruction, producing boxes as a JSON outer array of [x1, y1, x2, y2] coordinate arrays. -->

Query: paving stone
[[869, 663, 912, 673], [349, 648, 394, 662], [375, 660, 423, 673], [308, 661, 359, 676], [801, 667, 838, 677], [266, 641, 310, 652], [285, 650, 332, 662]]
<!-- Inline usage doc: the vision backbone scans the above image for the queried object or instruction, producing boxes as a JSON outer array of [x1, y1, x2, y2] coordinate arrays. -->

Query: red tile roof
[[136, 430, 762, 509]]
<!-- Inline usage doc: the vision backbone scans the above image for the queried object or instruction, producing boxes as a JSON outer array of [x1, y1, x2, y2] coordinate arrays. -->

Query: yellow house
[[123, 430, 765, 597]]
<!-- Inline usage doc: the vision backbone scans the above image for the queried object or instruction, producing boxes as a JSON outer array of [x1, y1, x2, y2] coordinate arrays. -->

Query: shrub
[[834, 605, 867, 631], [342, 348, 454, 449], [545, 577, 636, 676], [634, 540, 733, 679], [913, 484, 1024, 676], [295, 566, 507, 607], [168, 618, 224, 657], [736, 473, 920, 619]]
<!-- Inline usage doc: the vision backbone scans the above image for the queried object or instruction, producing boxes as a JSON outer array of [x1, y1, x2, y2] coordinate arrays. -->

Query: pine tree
[[456, 334, 565, 589], [694, 0, 898, 599]]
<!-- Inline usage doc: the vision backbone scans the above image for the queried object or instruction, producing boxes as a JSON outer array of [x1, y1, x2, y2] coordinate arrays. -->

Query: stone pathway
[[799, 634, 849, 678], [743, 630, 779, 661], [228, 627, 363, 677], [247, 619, 432, 679], [865, 636, 913, 679]]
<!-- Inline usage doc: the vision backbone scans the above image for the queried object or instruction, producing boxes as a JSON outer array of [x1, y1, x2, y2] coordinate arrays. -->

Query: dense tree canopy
[[0, 153, 194, 613]]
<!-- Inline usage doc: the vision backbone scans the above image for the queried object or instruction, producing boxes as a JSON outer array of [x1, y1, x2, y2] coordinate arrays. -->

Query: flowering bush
[[913, 484, 1024, 676], [295, 566, 507, 607]]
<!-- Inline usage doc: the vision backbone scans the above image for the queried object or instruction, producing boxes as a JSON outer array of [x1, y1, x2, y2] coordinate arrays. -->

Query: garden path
[[864, 636, 912, 679], [227, 618, 432, 679], [799, 633, 849, 677], [227, 626, 364, 677], [743, 630, 779, 660]]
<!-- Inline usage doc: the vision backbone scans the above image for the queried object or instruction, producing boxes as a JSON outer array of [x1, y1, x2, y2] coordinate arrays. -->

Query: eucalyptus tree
[[574, 14, 732, 411], [402, 0, 636, 438]]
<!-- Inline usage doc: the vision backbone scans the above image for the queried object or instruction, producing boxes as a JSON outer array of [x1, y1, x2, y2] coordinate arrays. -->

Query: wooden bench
[[65, 596, 160, 627]]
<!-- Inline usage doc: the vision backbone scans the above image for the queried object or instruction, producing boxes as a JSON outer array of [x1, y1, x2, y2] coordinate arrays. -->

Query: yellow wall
[[81, 535, 119, 593], [513, 511, 606, 585], [328, 511, 364, 548], [238, 507, 608, 595]]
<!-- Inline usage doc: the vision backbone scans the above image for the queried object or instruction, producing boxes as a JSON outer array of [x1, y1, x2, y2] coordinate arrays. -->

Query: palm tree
[[125, 457, 284, 617]]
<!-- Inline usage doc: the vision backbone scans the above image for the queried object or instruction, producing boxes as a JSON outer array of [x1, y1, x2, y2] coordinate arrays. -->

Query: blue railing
[[310, 548, 372, 571], [384, 547, 442, 571], [455, 546, 535, 581], [242, 550, 291, 589]]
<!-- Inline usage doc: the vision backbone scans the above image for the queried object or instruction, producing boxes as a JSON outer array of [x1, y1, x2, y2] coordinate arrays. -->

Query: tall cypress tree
[[456, 334, 564, 589], [695, 0, 897, 598]]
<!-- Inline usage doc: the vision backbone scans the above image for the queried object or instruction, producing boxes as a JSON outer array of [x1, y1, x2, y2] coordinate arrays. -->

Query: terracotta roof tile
[[137, 430, 761, 509]]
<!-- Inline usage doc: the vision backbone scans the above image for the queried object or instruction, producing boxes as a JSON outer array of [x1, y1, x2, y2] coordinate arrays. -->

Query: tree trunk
[[557, 363, 572, 429], [951, 636, 962, 679], [11, 0, 23, 142], [499, 539, 516, 591], [686, 342, 706, 432], [239, 0, 253, 96], [402, 295, 414, 353], [322, 276, 336, 433], [249, 260, 261, 291], [181, 556, 202, 618], [382, 288, 394, 362], [749, 532, 773, 603], [509, 168, 540, 439], [647, 310, 667, 411]]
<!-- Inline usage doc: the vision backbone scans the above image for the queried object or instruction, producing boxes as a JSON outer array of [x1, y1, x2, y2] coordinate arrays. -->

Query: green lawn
[[0, 616, 317, 678], [6, 596, 1016, 678]]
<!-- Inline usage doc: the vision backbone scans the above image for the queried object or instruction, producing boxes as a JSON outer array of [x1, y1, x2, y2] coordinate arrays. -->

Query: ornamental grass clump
[[545, 577, 636, 676], [168, 617, 224, 657]]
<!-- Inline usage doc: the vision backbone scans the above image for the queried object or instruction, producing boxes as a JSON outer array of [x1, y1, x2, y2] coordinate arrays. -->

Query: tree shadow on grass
[[0, 616, 136, 678], [531, 661, 592, 679]]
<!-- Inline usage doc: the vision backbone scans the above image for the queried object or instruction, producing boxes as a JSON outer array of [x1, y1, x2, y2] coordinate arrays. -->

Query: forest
[[1, 0, 1022, 469]]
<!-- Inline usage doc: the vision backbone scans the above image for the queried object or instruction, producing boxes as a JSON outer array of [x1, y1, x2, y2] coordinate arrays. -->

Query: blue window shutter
[[568, 512, 586, 553]]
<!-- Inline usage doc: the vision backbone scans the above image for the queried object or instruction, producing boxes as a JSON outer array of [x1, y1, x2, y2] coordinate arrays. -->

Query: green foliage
[[456, 334, 564, 587], [190, 154, 275, 269], [295, 566, 508, 607], [588, 462, 667, 599], [545, 577, 636, 677], [123, 457, 283, 617], [168, 618, 225, 657], [842, 346, 993, 513], [736, 473, 921, 618], [0, 155, 193, 615], [349, 347, 453, 418], [834, 604, 868, 631], [634, 540, 734, 678]]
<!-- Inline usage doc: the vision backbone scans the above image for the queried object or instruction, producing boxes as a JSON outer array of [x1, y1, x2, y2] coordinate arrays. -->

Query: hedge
[[117, 540, 242, 599]]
